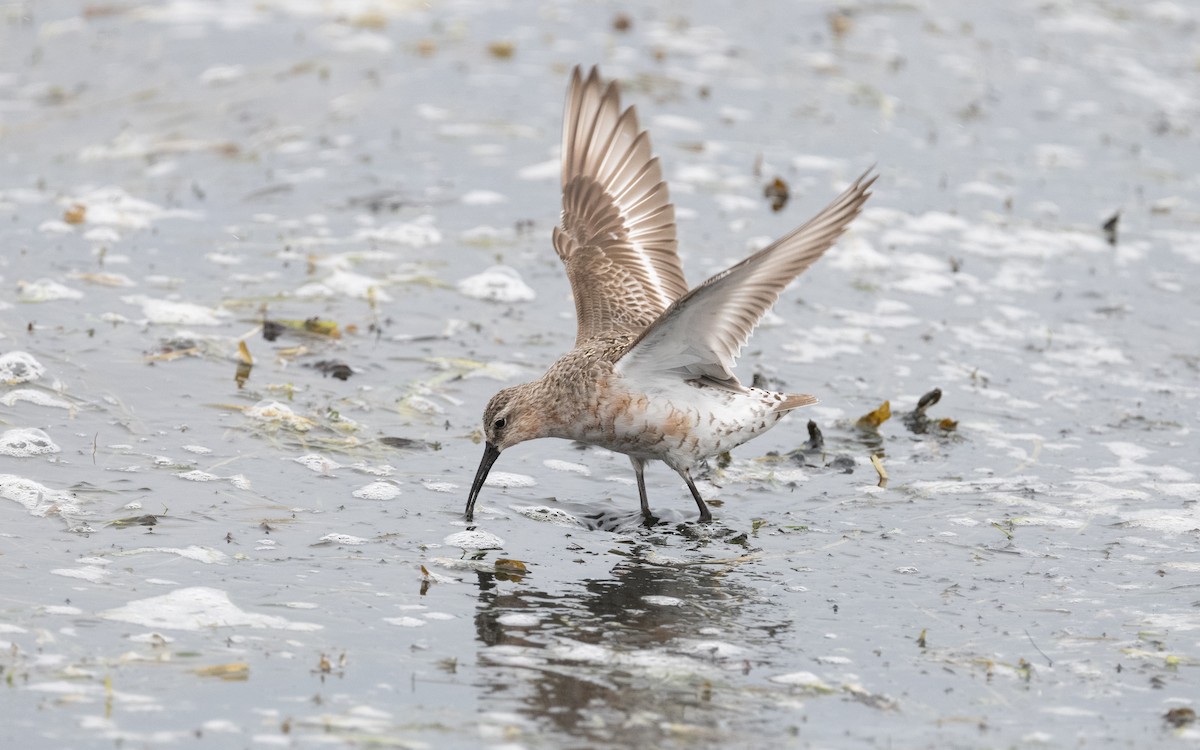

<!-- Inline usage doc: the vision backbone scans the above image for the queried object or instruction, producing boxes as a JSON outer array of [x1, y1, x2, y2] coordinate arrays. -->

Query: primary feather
[[554, 66, 689, 344]]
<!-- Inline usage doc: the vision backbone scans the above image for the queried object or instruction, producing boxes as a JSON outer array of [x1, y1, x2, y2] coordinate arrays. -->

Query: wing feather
[[555, 66, 688, 344], [616, 169, 877, 385]]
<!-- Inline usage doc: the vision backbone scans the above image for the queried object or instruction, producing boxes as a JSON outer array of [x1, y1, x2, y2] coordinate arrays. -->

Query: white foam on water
[[113, 546, 229, 564], [769, 671, 833, 690], [293, 454, 341, 473], [0, 474, 85, 517], [443, 530, 504, 550], [176, 470, 220, 482], [512, 506, 583, 527], [51, 566, 109, 582], [352, 481, 401, 500], [121, 295, 229, 325], [355, 216, 442, 247], [642, 595, 684, 607], [17, 279, 83, 302], [319, 534, 369, 545], [0, 428, 60, 457], [542, 459, 590, 475], [457, 266, 536, 303], [484, 472, 536, 489], [245, 401, 313, 432], [461, 190, 506, 206], [100, 587, 321, 631], [0, 352, 46, 384]]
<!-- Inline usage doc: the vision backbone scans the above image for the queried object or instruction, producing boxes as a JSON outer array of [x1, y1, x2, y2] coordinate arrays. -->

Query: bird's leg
[[679, 468, 713, 523], [630, 456, 658, 527]]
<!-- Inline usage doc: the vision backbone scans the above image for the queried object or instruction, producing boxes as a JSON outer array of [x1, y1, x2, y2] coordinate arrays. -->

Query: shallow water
[[2, 1, 1198, 748]]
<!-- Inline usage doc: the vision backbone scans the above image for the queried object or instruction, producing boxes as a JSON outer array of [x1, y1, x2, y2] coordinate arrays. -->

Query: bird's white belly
[[565, 379, 791, 469]]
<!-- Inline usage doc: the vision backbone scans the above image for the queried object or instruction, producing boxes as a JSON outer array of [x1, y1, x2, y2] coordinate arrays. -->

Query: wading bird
[[466, 66, 874, 524]]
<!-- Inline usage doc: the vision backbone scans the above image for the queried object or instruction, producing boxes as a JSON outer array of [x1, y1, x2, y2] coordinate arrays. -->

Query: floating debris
[[494, 558, 527, 581], [786, 420, 826, 467], [243, 401, 316, 432], [903, 388, 938, 431], [63, 203, 87, 224], [806, 420, 824, 450], [235, 340, 253, 388], [262, 320, 285, 341], [107, 514, 160, 528], [1102, 212, 1119, 246], [144, 336, 203, 361], [870, 454, 888, 488], [828, 9, 854, 40], [487, 41, 515, 59], [310, 360, 354, 380], [827, 455, 855, 473], [379, 436, 440, 451], [903, 388, 958, 434], [764, 177, 790, 212], [856, 400, 892, 429], [262, 317, 341, 340], [915, 388, 940, 413], [193, 663, 250, 681], [1164, 707, 1196, 728]]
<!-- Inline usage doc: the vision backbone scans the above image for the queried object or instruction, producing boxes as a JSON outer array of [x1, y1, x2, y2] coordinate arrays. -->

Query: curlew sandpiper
[[466, 66, 875, 524]]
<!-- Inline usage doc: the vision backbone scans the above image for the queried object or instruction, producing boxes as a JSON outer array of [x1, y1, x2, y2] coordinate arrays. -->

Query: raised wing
[[554, 66, 688, 344], [616, 169, 876, 386]]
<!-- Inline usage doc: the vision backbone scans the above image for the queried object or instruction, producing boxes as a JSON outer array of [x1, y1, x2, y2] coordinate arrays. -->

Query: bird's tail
[[775, 393, 818, 413]]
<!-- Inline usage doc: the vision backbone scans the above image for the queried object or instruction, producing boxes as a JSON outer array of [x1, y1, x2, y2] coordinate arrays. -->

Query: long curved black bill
[[465, 441, 500, 521]]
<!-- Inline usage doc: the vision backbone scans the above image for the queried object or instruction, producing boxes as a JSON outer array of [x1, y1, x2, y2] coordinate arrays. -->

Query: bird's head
[[465, 384, 544, 521]]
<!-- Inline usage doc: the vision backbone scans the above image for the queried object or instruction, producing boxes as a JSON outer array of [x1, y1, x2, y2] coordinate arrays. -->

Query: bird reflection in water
[[470, 550, 792, 744]]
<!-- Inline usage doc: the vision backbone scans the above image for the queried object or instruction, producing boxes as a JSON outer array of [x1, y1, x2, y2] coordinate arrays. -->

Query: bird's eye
[[493, 417, 507, 430]]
